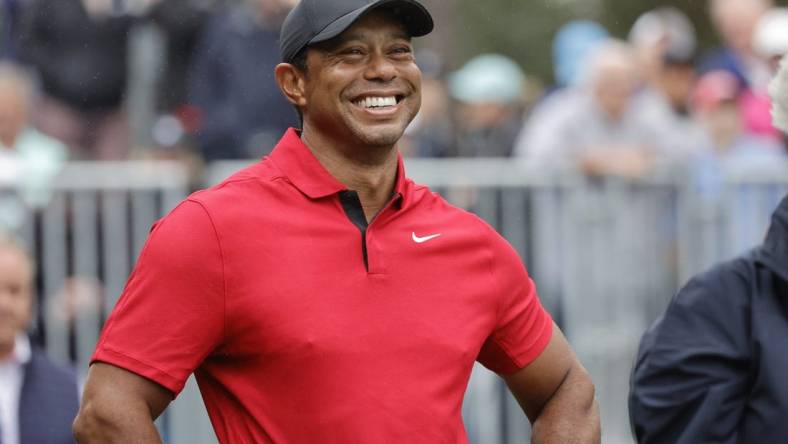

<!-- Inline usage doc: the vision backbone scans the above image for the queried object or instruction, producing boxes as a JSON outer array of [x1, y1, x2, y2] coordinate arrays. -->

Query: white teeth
[[355, 96, 397, 109]]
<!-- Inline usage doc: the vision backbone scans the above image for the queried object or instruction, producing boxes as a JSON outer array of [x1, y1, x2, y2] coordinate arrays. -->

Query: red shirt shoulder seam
[[475, 215, 528, 369], [185, 198, 228, 346]]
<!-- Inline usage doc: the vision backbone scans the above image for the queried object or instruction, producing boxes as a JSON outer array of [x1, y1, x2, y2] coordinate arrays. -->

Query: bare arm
[[503, 323, 600, 444], [73, 362, 173, 443]]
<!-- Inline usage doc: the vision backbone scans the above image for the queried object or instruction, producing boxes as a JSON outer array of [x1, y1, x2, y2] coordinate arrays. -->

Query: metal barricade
[[5, 162, 186, 365], [2, 161, 197, 441]]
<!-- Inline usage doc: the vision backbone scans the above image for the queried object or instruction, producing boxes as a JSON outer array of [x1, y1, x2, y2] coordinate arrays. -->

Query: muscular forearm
[[74, 363, 173, 443], [531, 365, 600, 444], [73, 402, 164, 443]]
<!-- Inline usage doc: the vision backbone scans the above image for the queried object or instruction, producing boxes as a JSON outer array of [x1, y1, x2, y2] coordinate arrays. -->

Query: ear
[[275, 63, 308, 108]]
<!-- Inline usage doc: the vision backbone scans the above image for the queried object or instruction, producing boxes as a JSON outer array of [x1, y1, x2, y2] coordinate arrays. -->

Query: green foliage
[[453, 0, 788, 84], [456, 0, 574, 82]]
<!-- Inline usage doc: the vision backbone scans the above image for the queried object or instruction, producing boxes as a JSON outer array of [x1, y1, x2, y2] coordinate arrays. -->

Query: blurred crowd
[[507, 0, 788, 185], [0, 0, 785, 239], [0, 0, 786, 199]]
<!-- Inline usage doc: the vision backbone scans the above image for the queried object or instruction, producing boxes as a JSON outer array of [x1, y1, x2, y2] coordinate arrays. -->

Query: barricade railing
[[6, 158, 788, 444], [1, 161, 198, 441]]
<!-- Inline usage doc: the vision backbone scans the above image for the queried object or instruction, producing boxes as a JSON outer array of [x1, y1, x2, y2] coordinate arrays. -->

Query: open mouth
[[352, 95, 405, 110]]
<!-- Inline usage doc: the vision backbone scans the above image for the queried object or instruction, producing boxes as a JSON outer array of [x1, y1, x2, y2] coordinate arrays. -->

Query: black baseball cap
[[280, 0, 434, 64]]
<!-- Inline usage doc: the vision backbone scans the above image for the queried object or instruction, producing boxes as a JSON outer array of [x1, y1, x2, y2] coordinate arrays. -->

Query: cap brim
[[309, 0, 433, 46]]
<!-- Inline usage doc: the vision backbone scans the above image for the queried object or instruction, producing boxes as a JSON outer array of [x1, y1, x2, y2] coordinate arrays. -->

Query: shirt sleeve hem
[[498, 317, 554, 375], [91, 347, 184, 395]]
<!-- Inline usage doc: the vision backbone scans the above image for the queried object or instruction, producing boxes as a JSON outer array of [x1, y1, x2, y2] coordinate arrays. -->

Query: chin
[[356, 130, 404, 147], [348, 119, 411, 148]]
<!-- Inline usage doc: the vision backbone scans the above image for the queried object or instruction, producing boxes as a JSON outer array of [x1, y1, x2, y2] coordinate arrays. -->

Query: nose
[[363, 52, 397, 82]]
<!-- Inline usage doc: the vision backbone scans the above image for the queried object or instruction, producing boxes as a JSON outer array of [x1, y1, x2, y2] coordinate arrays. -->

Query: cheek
[[406, 66, 423, 90], [305, 73, 348, 108], [411, 88, 422, 109], [13, 293, 32, 319], [303, 87, 335, 116]]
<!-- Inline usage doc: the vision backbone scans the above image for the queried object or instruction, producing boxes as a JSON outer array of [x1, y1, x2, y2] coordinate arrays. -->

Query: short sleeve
[[91, 199, 225, 395], [477, 229, 553, 374]]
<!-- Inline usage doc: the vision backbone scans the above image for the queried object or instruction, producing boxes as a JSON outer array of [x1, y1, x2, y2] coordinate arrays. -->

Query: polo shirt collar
[[269, 128, 410, 205]]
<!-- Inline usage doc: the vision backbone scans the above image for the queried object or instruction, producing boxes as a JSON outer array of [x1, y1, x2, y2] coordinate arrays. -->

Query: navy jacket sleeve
[[629, 257, 753, 444], [19, 349, 80, 444]]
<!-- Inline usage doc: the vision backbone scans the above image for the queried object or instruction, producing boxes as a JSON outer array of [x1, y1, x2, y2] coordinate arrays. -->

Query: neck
[[301, 129, 399, 221], [0, 341, 14, 361], [713, 132, 737, 152], [1, 133, 18, 148]]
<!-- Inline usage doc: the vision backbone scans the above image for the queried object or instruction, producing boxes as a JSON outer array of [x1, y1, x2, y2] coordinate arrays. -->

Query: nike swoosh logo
[[412, 232, 441, 244]]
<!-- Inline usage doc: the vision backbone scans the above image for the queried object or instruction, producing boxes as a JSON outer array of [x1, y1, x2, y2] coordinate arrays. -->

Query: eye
[[341, 47, 365, 56], [389, 45, 414, 60]]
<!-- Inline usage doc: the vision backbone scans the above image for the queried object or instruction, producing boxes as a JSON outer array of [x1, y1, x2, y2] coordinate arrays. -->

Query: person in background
[[629, 55, 788, 444], [0, 231, 79, 444], [148, 0, 221, 117], [753, 8, 788, 73], [512, 20, 609, 159], [741, 7, 788, 144], [516, 40, 671, 178], [0, 62, 67, 231], [399, 49, 455, 158], [772, 56, 788, 134], [629, 6, 704, 154], [630, 7, 696, 112], [0, 0, 31, 60], [19, 0, 161, 160], [700, 0, 783, 143], [187, 0, 300, 161], [448, 53, 527, 157], [700, 0, 772, 88], [689, 70, 784, 196], [551, 20, 609, 91]]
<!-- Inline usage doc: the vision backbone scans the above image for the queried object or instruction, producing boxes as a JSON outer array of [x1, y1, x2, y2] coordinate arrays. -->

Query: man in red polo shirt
[[73, 1, 600, 442]]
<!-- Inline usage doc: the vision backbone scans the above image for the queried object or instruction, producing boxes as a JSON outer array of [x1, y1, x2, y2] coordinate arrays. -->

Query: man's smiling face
[[299, 9, 422, 149], [0, 246, 32, 357]]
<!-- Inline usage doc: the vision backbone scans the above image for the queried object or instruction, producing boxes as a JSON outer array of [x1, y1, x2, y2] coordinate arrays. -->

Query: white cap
[[629, 6, 696, 62], [769, 55, 788, 132], [753, 8, 788, 58], [449, 54, 526, 105]]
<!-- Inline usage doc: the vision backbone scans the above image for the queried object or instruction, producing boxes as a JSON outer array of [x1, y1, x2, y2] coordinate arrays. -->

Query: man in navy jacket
[[629, 55, 788, 443], [0, 232, 78, 444]]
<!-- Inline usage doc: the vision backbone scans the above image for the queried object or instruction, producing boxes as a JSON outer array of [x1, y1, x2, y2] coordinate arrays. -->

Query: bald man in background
[[0, 232, 79, 444]]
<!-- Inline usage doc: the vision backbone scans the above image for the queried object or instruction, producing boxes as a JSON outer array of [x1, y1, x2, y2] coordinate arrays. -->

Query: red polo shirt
[[92, 129, 553, 443]]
